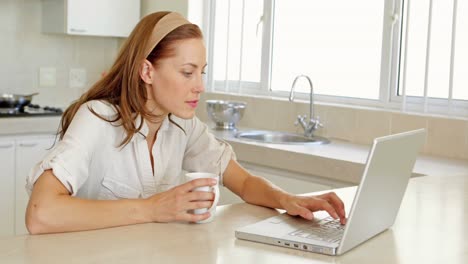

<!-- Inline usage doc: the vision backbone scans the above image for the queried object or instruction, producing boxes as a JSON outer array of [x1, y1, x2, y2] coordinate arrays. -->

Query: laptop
[[235, 129, 426, 255]]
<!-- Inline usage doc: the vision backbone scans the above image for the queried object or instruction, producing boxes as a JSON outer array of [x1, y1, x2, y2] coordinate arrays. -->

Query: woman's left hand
[[280, 192, 347, 224]]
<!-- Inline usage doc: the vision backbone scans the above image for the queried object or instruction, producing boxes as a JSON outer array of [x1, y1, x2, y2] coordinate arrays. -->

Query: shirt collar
[[132, 114, 170, 141]]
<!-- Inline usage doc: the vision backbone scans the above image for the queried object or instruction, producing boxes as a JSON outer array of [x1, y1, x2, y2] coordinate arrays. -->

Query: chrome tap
[[289, 75, 323, 138]]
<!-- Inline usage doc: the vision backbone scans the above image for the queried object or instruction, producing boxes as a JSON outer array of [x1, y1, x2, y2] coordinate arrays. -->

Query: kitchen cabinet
[[15, 136, 56, 235], [0, 138, 15, 237], [42, 0, 140, 37], [218, 162, 333, 205], [0, 134, 55, 237]]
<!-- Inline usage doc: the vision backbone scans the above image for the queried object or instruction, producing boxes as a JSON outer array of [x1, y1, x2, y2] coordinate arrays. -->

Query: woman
[[25, 12, 346, 234]]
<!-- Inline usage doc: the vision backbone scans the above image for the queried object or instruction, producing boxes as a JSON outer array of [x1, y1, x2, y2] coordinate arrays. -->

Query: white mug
[[185, 172, 220, 223]]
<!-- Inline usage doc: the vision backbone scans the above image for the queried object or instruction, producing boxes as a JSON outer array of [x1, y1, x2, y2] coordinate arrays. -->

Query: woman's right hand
[[145, 178, 217, 223]]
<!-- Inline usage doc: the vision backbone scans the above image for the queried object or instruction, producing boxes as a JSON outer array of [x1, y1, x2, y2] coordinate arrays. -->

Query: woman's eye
[[183, 72, 193, 77]]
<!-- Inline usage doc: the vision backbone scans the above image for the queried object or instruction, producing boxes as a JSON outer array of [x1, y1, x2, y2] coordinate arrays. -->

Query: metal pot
[[0, 93, 39, 109], [206, 100, 247, 130]]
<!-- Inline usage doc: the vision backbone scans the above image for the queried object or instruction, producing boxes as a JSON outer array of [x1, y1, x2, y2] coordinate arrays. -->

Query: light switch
[[69, 68, 87, 88], [39, 67, 56, 87]]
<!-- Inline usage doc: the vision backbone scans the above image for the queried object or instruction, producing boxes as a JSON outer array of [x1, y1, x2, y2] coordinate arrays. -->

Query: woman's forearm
[[223, 160, 347, 223], [27, 195, 151, 234], [240, 174, 292, 209], [26, 171, 151, 234], [223, 160, 291, 209]]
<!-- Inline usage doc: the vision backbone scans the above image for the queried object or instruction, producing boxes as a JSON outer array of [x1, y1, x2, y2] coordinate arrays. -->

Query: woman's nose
[[193, 75, 205, 93]]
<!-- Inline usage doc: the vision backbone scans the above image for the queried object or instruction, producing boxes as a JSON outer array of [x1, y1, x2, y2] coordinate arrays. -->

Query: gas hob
[[0, 104, 63, 117]]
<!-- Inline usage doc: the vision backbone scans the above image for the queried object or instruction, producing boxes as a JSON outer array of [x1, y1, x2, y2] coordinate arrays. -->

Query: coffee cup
[[185, 172, 220, 223]]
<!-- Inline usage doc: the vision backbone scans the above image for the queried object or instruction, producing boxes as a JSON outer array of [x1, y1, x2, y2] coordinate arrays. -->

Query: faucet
[[289, 75, 323, 138]]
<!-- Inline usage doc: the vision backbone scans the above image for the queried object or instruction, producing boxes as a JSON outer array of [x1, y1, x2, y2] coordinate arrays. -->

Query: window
[[206, 0, 468, 117], [397, 0, 468, 113], [210, 0, 264, 93], [271, 0, 385, 100]]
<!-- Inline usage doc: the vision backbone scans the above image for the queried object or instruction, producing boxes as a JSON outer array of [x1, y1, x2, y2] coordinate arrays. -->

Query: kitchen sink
[[235, 130, 330, 145]]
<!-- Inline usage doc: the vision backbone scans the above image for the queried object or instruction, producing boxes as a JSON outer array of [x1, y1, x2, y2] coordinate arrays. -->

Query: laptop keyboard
[[289, 217, 345, 244]]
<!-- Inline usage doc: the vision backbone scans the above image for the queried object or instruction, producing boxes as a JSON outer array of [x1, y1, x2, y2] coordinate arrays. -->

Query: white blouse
[[26, 100, 236, 200]]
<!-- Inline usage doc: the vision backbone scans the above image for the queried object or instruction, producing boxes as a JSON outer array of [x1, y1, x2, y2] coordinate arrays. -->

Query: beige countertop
[[0, 174, 466, 264], [211, 128, 468, 184]]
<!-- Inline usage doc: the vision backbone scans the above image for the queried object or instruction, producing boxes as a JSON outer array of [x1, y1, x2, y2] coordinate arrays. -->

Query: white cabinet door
[[67, 0, 140, 37], [248, 169, 331, 195], [0, 139, 15, 237], [15, 136, 56, 235]]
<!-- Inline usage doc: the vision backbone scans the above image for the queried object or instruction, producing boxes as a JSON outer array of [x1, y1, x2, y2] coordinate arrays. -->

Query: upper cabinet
[[42, 0, 141, 37]]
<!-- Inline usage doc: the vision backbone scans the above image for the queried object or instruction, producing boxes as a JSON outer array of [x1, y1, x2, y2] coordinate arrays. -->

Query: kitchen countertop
[[211, 128, 468, 184], [0, 116, 61, 136], [0, 174, 466, 264]]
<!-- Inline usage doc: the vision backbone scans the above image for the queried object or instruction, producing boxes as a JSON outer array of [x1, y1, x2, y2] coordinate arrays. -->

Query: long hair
[[59, 12, 203, 146]]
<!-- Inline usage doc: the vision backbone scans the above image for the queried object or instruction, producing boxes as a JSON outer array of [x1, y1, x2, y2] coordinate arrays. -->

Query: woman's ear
[[139, 60, 153, 84]]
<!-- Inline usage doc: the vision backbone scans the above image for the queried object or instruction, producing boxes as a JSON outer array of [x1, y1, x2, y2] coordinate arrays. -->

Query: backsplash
[[197, 92, 468, 161], [0, 0, 119, 107]]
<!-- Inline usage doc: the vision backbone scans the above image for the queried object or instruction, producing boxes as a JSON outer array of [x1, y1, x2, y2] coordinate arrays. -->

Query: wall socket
[[69, 68, 87, 88], [39, 67, 56, 87]]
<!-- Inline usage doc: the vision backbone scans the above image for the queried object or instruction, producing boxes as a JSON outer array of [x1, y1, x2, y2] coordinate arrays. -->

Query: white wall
[[0, 0, 120, 107], [141, 0, 189, 17], [140, 0, 204, 30]]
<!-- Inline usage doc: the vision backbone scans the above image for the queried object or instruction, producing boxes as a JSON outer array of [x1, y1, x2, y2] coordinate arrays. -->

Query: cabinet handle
[[70, 28, 87, 33], [19, 143, 38, 147], [0, 143, 14, 148]]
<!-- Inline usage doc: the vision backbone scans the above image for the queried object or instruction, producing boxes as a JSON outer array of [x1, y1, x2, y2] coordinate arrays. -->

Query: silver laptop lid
[[337, 129, 426, 254]]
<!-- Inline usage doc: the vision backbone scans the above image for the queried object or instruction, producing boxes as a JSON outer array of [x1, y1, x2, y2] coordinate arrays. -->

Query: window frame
[[389, 0, 468, 115], [205, 0, 468, 117]]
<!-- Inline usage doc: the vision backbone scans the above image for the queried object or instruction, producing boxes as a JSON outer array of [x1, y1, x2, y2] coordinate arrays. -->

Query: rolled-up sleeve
[[26, 102, 107, 196], [182, 117, 236, 185]]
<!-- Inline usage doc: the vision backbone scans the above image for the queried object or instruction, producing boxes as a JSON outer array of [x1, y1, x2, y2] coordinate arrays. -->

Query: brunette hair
[[58, 12, 203, 146]]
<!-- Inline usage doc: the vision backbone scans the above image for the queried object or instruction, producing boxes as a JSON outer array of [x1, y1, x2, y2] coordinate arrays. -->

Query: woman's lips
[[186, 100, 198, 108]]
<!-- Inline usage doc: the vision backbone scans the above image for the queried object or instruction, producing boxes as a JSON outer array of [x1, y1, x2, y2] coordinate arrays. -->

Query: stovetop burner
[[0, 104, 63, 117]]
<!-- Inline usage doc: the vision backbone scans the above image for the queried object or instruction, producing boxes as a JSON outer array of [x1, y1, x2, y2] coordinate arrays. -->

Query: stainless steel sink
[[235, 130, 330, 145]]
